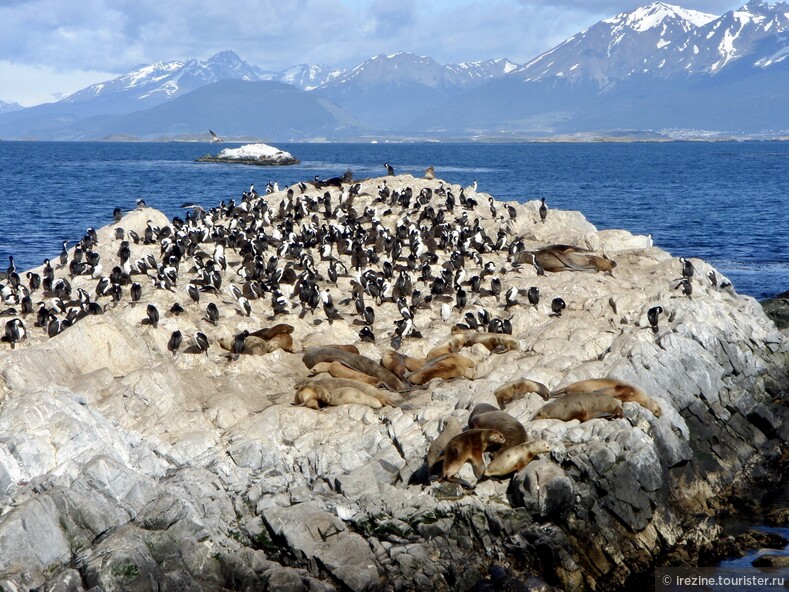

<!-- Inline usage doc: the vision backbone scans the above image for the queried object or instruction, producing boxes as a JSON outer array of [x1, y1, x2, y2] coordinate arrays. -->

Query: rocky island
[[197, 142, 299, 165], [0, 173, 786, 591]]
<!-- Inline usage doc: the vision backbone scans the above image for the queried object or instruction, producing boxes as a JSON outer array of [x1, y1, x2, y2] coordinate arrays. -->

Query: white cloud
[[0, 61, 116, 107]]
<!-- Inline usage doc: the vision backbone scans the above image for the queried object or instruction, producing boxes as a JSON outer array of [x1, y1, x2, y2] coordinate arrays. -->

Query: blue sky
[[0, 0, 749, 106]]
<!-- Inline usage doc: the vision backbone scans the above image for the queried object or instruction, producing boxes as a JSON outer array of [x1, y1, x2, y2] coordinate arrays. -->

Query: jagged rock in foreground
[[0, 174, 787, 591]]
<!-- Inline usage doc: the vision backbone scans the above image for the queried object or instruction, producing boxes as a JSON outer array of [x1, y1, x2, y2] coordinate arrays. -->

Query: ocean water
[[0, 141, 787, 298]]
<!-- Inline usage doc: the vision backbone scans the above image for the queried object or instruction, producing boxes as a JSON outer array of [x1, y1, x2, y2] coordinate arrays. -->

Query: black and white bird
[[231, 330, 249, 361], [187, 283, 200, 304], [359, 326, 375, 343], [206, 302, 219, 326], [209, 129, 224, 143], [527, 286, 540, 307], [130, 282, 142, 303], [193, 331, 208, 355], [707, 270, 717, 288], [551, 297, 566, 317], [146, 304, 159, 328], [676, 278, 693, 298], [531, 253, 545, 277], [504, 286, 518, 310], [647, 306, 663, 334], [539, 197, 547, 223], [168, 330, 182, 356], [385, 163, 395, 176], [4, 318, 25, 349], [237, 296, 252, 317], [680, 257, 695, 280]]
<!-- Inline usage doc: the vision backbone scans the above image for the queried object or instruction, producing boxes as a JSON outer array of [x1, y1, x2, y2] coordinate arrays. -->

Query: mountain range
[[1, 0, 788, 140]]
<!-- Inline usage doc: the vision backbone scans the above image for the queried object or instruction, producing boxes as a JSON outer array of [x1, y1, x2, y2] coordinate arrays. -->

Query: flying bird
[[209, 129, 224, 143]]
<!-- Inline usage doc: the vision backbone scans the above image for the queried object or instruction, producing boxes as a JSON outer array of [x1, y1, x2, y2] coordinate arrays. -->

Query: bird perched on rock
[[168, 330, 182, 356], [676, 278, 692, 298], [4, 318, 25, 349], [113, 207, 123, 223], [359, 326, 375, 343], [551, 297, 566, 317], [504, 287, 518, 310], [206, 302, 219, 326], [231, 330, 249, 361], [707, 270, 717, 288], [647, 306, 663, 334], [385, 163, 395, 176], [539, 197, 548, 223], [146, 304, 159, 328], [527, 286, 540, 307], [680, 257, 695, 280], [194, 331, 210, 355]]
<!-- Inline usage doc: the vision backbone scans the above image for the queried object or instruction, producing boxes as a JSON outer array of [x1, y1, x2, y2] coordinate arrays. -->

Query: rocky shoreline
[[0, 173, 786, 591]]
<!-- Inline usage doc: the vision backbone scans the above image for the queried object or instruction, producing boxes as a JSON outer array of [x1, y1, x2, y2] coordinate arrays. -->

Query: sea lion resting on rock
[[426, 417, 463, 475], [303, 346, 406, 391], [468, 404, 527, 455], [249, 323, 294, 340], [405, 353, 476, 385], [440, 428, 506, 487], [494, 378, 550, 408], [533, 392, 623, 422], [293, 378, 395, 410], [515, 245, 616, 274], [311, 361, 382, 386], [425, 333, 468, 360], [446, 329, 520, 354], [551, 378, 661, 417], [381, 350, 425, 379], [485, 440, 551, 477]]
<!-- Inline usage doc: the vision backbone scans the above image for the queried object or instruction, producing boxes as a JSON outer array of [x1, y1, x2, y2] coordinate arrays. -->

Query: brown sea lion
[[299, 377, 396, 406], [440, 428, 506, 486], [293, 383, 384, 410], [465, 332, 520, 353], [303, 346, 406, 391], [494, 378, 550, 408], [484, 440, 551, 477], [426, 333, 468, 360], [516, 246, 616, 274], [264, 333, 295, 353], [249, 323, 294, 340], [217, 334, 268, 355], [534, 392, 623, 422], [405, 353, 476, 385], [468, 404, 527, 455], [381, 350, 425, 379], [551, 378, 661, 417], [311, 361, 383, 386], [426, 417, 463, 474]]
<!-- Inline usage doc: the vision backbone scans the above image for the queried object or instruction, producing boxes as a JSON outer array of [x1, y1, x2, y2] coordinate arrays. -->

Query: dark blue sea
[[0, 141, 787, 299]]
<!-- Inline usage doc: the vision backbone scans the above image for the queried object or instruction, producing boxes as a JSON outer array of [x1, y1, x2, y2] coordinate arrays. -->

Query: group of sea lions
[[423, 377, 662, 487]]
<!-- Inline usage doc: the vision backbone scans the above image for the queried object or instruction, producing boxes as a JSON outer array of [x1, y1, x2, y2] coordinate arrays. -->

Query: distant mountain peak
[[603, 2, 717, 32]]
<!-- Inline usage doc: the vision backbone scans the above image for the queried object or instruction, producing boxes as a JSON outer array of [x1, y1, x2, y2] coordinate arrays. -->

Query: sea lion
[[381, 350, 425, 379], [405, 353, 476, 385], [440, 428, 506, 487], [218, 334, 268, 355], [516, 246, 616, 274], [311, 361, 383, 386], [426, 333, 468, 360], [534, 392, 623, 422], [303, 346, 406, 391], [484, 440, 551, 477], [264, 333, 295, 353], [249, 323, 294, 341], [300, 377, 396, 406], [468, 404, 527, 455], [426, 417, 463, 474], [494, 378, 550, 408], [464, 332, 520, 353], [294, 383, 383, 410], [551, 378, 662, 417]]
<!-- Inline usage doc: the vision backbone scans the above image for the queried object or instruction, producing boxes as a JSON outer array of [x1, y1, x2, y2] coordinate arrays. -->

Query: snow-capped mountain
[[63, 50, 261, 108], [0, 100, 23, 114], [268, 64, 347, 91], [318, 51, 517, 90], [513, 2, 717, 86]]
